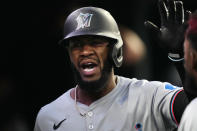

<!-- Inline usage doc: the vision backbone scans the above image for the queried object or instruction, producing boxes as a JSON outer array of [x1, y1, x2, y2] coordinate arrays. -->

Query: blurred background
[[0, 0, 196, 130]]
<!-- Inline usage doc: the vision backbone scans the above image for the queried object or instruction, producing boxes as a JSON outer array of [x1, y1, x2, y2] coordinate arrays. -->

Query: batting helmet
[[59, 7, 123, 67]]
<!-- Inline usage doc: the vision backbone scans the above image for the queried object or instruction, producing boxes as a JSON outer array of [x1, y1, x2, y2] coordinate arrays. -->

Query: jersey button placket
[[86, 111, 94, 130], [88, 111, 93, 117], [88, 124, 94, 130]]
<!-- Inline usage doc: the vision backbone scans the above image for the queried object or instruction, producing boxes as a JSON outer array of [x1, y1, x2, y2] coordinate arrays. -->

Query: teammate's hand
[[144, 0, 191, 62]]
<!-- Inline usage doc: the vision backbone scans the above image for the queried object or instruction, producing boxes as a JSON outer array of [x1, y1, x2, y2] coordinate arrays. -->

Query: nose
[[80, 44, 94, 57]]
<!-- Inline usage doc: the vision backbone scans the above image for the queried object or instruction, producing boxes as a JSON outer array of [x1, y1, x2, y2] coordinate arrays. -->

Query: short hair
[[185, 10, 197, 51]]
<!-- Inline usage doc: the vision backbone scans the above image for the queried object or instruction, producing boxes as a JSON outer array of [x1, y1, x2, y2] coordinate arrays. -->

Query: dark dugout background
[[0, 0, 196, 130]]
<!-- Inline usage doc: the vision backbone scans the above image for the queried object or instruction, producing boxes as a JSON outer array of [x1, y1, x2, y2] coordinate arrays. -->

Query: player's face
[[68, 36, 110, 83]]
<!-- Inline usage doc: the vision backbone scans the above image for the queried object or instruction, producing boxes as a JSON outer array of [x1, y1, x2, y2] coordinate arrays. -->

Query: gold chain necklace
[[74, 85, 87, 117]]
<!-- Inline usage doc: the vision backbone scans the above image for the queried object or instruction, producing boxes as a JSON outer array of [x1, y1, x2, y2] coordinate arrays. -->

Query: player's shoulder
[[118, 75, 181, 90], [118, 75, 147, 86], [119, 76, 162, 87]]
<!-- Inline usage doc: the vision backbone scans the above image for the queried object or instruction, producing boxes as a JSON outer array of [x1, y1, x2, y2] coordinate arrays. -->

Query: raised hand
[[145, 0, 191, 62]]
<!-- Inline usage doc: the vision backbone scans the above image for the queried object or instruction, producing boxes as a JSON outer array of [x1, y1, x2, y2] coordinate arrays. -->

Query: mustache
[[78, 56, 100, 66]]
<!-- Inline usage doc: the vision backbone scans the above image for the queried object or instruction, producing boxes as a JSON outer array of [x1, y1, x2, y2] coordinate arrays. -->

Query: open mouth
[[79, 60, 99, 76], [82, 62, 97, 69]]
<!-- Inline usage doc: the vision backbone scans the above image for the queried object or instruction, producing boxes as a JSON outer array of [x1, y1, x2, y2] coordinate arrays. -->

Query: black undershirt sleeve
[[171, 90, 189, 124]]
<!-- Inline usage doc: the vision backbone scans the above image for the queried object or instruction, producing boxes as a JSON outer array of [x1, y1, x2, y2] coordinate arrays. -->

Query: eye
[[74, 42, 82, 47], [69, 40, 82, 49], [91, 40, 108, 47], [91, 41, 102, 46]]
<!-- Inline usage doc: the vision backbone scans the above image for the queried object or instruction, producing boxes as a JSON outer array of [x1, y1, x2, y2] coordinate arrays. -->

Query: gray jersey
[[34, 76, 182, 131], [178, 98, 197, 131]]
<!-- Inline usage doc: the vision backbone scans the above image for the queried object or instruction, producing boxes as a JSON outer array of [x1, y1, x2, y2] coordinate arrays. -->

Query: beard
[[71, 58, 113, 93], [184, 72, 197, 101]]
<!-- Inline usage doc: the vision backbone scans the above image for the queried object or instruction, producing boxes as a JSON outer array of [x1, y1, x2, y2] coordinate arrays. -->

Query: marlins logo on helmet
[[75, 13, 93, 30]]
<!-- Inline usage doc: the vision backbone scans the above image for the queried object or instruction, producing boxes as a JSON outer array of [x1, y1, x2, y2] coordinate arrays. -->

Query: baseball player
[[178, 10, 197, 131], [34, 0, 191, 131]]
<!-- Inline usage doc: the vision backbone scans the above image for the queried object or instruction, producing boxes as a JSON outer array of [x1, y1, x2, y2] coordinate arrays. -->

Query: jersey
[[34, 76, 182, 131], [177, 97, 197, 131]]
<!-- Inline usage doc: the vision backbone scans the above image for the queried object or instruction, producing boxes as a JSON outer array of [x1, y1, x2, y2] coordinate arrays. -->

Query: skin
[[184, 38, 197, 79], [67, 35, 117, 106]]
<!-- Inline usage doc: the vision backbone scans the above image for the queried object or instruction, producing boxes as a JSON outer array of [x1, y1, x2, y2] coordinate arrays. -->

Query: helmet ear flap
[[111, 42, 123, 68]]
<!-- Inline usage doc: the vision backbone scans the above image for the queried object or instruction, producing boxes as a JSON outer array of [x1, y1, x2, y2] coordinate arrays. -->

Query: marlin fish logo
[[76, 13, 93, 30]]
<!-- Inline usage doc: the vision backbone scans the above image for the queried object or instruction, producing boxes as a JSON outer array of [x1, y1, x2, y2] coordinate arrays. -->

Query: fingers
[[158, 0, 176, 25], [168, 0, 176, 22], [158, 0, 168, 25], [175, 1, 184, 24], [159, 0, 190, 24], [175, 1, 192, 24], [184, 10, 192, 22]]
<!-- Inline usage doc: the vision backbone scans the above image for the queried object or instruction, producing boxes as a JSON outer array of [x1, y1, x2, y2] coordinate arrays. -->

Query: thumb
[[144, 20, 160, 34]]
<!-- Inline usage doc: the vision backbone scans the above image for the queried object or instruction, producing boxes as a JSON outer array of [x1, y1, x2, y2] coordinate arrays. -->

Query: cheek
[[99, 48, 109, 67], [184, 53, 193, 73], [69, 52, 78, 67], [184, 51, 190, 69], [184, 41, 187, 56], [184, 41, 189, 65]]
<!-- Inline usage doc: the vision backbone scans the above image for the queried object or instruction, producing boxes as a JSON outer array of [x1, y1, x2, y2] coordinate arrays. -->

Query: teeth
[[84, 68, 94, 72]]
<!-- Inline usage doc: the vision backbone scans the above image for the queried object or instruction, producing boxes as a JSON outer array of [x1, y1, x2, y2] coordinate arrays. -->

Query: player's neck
[[71, 74, 117, 106]]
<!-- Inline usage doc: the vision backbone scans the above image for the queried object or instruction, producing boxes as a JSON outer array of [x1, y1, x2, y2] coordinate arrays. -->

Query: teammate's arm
[[144, 0, 191, 124]]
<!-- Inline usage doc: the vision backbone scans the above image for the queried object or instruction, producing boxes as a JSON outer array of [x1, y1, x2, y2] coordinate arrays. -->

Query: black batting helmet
[[59, 7, 123, 67]]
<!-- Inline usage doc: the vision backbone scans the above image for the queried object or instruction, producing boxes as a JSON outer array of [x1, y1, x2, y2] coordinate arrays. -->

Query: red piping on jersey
[[171, 89, 183, 125]]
